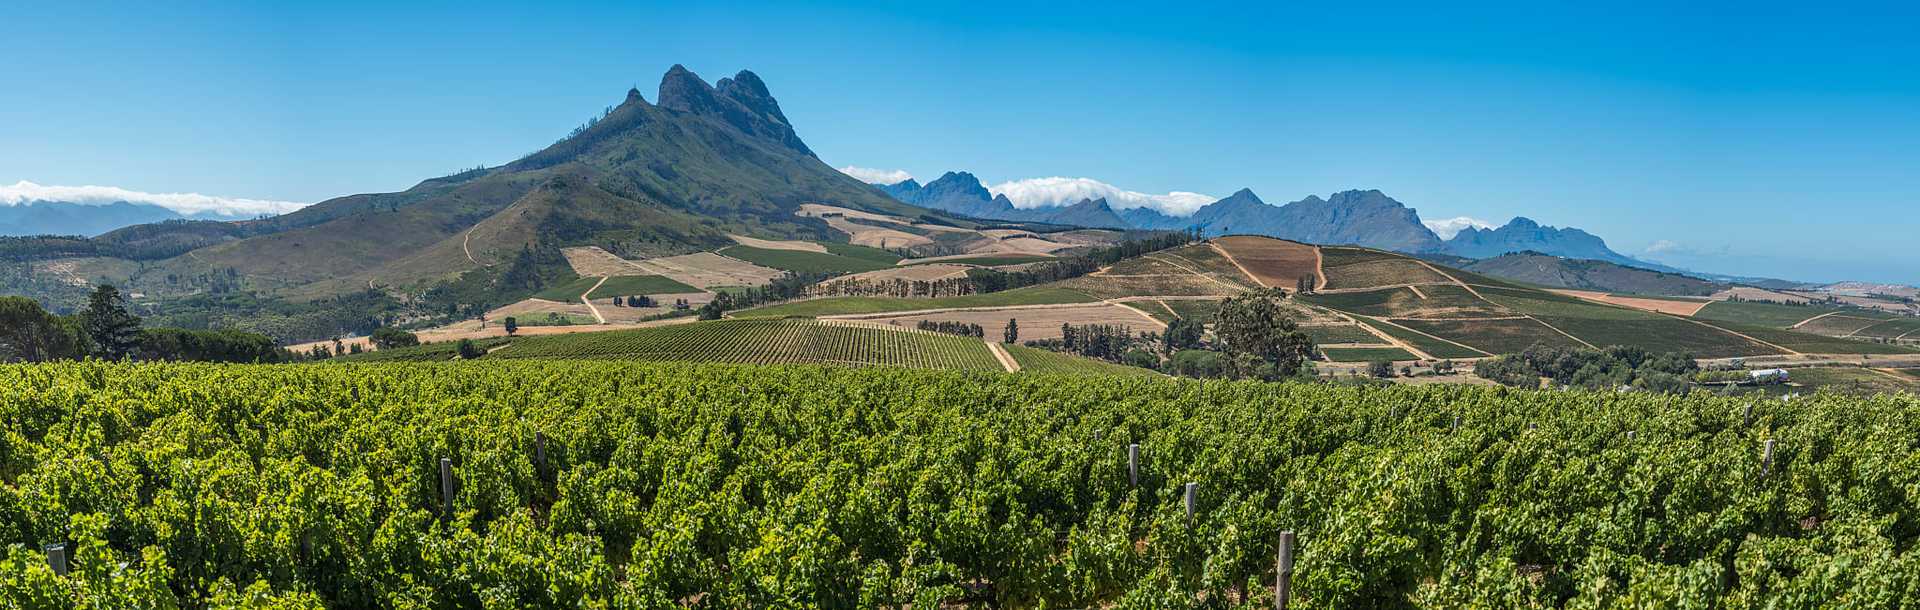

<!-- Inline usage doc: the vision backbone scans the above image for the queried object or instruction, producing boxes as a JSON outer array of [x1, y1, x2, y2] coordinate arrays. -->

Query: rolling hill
[[1464, 251, 1727, 296]]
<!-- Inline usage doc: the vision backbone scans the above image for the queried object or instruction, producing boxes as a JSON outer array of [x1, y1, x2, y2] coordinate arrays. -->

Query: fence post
[[1128, 444, 1140, 487], [44, 543, 67, 576], [1184, 482, 1198, 525], [439, 457, 455, 514], [1761, 439, 1776, 478], [534, 432, 548, 476], [1275, 531, 1295, 610]]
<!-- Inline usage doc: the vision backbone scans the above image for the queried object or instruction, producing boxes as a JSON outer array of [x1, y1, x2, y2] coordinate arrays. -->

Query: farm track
[[1206, 243, 1266, 288], [581, 276, 610, 324], [1791, 311, 1844, 329], [986, 342, 1020, 372]]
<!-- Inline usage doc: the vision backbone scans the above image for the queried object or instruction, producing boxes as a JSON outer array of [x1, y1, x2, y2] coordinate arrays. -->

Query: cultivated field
[[1212, 235, 1321, 290], [1002, 344, 1161, 376], [718, 245, 896, 274], [24, 363, 1917, 606], [1711, 286, 1810, 304], [844, 303, 1164, 342], [1551, 289, 1713, 316], [733, 286, 1096, 318], [727, 234, 827, 252], [629, 251, 786, 288], [489, 318, 1006, 371], [1318, 257, 1451, 291], [1321, 346, 1419, 362], [584, 275, 701, 299]]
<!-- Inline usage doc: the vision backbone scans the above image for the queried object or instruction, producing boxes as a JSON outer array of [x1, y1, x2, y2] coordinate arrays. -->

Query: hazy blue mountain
[[1445, 217, 1632, 262], [0, 200, 249, 237], [1124, 188, 1447, 253]]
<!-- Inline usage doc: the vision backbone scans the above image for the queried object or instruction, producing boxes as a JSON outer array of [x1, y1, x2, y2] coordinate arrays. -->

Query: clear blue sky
[[4, 1, 1917, 283]]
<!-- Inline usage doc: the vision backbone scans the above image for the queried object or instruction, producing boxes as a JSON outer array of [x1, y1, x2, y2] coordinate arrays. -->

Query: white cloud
[[1643, 239, 1682, 254], [836, 166, 914, 185], [986, 177, 1216, 215], [0, 180, 307, 217], [1422, 216, 1499, 240]]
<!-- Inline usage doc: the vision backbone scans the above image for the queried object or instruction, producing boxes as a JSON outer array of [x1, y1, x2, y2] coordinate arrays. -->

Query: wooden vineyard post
[[44, 543, 67, 576], [1626, 430, 1635, 440], [1184, 482, 1198, 525], [439, 458, 455, 515], [1744, 403, 1754, 427], [1275, 531, 1295, 610], [1128, 443, 1140, 487], [1761, 440, 1776, 478], [1451, 413, 1459, 432], [534, 432, 548, 477]]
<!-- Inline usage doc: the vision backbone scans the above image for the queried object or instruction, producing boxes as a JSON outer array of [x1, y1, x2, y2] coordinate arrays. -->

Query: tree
[[81, 285, 142, 360], [612, 296, 624, 307], [1163, 318, 1204, 353], [371, 328, 420, 350], [1003, 318, 1019, 344], [1212, 288, 1316, 380], [0, 296, 81, 362], [1368, 359, 1396, 378], [504, 317, 519, 336], [456, 338, 483, 359]]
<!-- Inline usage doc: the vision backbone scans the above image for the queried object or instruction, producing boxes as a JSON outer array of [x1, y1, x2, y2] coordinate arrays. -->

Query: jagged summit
[[653, 65, 812, 156]]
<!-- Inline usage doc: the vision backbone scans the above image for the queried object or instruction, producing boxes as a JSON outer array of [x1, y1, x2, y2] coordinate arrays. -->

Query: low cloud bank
[[0, 180, 307, 217]]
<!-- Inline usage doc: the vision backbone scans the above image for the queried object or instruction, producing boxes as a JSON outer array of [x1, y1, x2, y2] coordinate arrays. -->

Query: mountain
[[0, 200, 250, 237], [1123, 189, 1447, 253], [877, 172, 1127, 228], [1444, 217, 1660, 268], [7, 64, 960, 341], [1464, 252, 1728, 296]]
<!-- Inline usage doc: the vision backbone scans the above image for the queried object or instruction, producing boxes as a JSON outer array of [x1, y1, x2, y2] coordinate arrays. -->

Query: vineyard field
[[486, 319, 1004, 371], [5, 361, 1918, 607], [1002, 344, 1160, 376]]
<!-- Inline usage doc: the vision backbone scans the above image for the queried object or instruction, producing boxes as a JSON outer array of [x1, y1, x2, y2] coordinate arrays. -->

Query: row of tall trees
[[915, 320, 985, 338], [808, 276, 976, 299]]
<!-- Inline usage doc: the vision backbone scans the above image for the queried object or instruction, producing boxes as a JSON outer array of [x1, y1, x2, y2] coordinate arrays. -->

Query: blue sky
[[3, 1, 1917, 284]]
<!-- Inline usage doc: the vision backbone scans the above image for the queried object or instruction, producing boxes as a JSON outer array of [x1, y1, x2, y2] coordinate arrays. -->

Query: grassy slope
[[733, 286, 1097, 318], [1693, 300, 1858, 328], [531, 276, 602, 301]]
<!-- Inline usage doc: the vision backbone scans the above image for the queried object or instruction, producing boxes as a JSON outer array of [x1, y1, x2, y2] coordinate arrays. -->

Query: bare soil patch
[[728, 234, 827, 253], [560, 246, 655, 277], [629, 252, 784, 288], [1213, 236, 1321, 290], [1712, 286, 1810, 304], [1552, 289, 1713, 316]]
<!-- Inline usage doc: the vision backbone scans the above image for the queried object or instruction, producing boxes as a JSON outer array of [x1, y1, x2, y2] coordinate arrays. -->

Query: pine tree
[[1004, 318, 1019, 344], [81, 285, 142, 359]]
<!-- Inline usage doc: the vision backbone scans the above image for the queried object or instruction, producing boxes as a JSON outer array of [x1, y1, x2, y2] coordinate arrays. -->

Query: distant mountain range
[[881, 172, 1129, 228], [0, 200, 253, 237], [872, 172, 1660, 265]]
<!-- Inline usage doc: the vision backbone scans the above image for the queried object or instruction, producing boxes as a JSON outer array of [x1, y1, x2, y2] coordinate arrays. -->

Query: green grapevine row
[[3, 361, 1919, 608]]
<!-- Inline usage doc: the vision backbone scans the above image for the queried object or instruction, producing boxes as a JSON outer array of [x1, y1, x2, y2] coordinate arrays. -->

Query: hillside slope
[[1465, 252, 1727, 296]]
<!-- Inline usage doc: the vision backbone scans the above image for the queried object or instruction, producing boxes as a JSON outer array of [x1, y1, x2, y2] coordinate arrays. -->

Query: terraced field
[[490, 319, 1004, 371], [1355, 318, 1491, 359]]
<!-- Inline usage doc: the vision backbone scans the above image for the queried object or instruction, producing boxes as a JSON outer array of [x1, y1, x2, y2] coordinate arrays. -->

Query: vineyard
[[4, 361, 1919, 607], [485, 318, 1005, 371]]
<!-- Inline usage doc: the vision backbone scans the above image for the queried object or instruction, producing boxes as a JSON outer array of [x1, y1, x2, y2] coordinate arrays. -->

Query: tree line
[[0, 286, 287, 363]]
